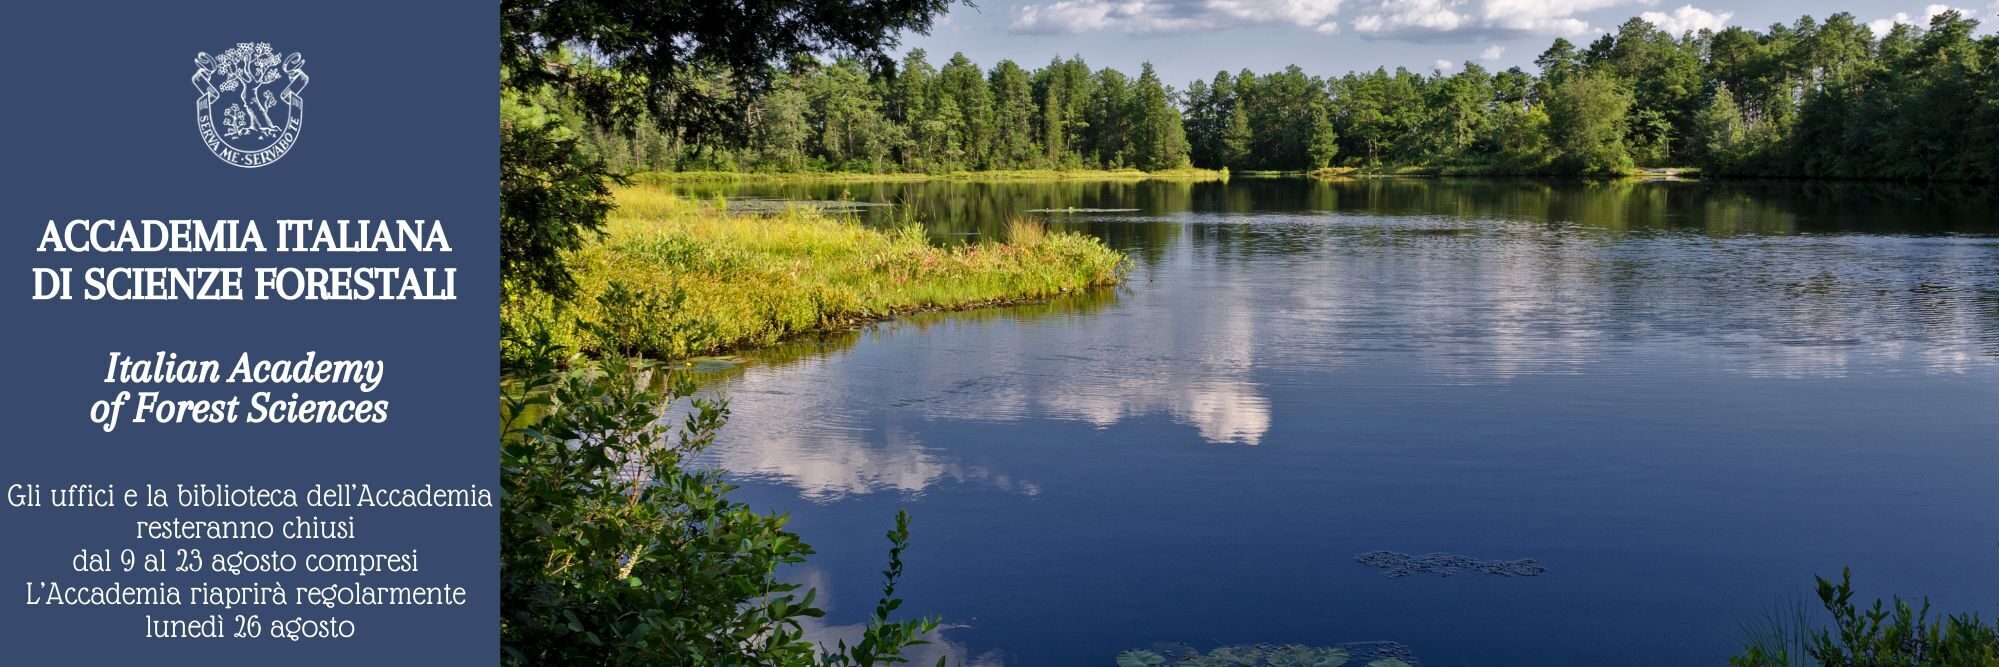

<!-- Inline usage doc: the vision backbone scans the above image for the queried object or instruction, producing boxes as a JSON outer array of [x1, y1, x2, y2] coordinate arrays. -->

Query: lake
[[671, 177, 1999, 665]]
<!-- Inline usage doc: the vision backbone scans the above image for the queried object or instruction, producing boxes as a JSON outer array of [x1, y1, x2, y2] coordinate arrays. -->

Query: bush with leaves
[[500, 83, 618, 301], [500, 328, 939, 665], [1733, 569, 1999, 667]]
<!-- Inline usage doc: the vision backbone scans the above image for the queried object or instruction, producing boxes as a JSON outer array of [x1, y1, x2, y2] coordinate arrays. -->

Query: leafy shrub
[[1733, 569, 1999, 666], [499, 332, 939, 665]]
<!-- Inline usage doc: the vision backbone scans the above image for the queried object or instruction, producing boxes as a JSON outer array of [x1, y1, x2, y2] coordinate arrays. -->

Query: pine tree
[[1220, 104, 1251, 169], [1307, 104, 1338, 168], [989, 60, 1037, 169]]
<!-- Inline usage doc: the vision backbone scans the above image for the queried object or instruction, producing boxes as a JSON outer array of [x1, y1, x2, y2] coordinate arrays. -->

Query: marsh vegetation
[[502, 186, 1125, 361]]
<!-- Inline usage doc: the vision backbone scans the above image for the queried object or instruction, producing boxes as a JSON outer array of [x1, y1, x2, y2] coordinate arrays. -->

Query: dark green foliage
[[499, 2, 957, 663], [1547, 70, 1636, 175], [1220, 105, 1252, 169], [570, 10, 1998, 182], [990, 60, 1039, 169], [500, 0, 951, 142], [499, 333, 940, 665], [499, 0, 955, 300], [1129, 63, 1190, 171], [938, 53, 996, 168], [1692, 11, 1997, 181], [500, 88, 617, 300], [1088, 67, 1134, 167], [1732, 569, 1999, 666], [1307, 104, 1339, 169], [575, 280, 714, 359]]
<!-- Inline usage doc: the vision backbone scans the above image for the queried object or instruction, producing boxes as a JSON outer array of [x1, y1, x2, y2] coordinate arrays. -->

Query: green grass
[[505, 185, 1128, 358], [631, 167, 1228, 185]]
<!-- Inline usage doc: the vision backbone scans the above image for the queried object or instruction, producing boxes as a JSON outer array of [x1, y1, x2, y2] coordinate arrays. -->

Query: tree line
[[590, 10, 1996, 181]]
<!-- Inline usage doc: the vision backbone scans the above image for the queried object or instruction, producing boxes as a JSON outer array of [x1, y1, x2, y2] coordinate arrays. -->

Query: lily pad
[[1354, 550, 1544, 578], [1119, 650, 1168, 667], [681, 356, 747, 374]]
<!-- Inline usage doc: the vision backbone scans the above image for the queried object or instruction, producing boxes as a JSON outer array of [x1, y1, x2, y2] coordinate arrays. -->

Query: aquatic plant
[[1732, 597, 1817, 667], [1351, 551, 1545, 578], [1731, 569, 1999, 666], [1120, 642, 1420, 667], [499, 331, 941, 665]]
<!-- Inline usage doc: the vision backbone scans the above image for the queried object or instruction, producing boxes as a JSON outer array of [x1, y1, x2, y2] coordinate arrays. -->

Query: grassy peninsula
[[502, 185, 1127, 360]]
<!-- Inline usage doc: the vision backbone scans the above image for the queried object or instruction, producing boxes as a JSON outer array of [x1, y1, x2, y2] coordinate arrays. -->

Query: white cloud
[[1352, 0, 1630, 40], [1870, 4, 1978, 35], [1477, 0, 1628, 36], [1480, 44, 1506, 60], [1435, 58, 1458, 71], [1009, 0, 1636, 40], [1641, 4, 1732, 34], [1009, 0, 1344, 35], [1353, 0, 1470, 36]]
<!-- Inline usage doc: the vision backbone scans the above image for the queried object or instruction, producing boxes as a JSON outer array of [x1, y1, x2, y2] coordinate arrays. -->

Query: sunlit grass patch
[[505, 186, 1127, 358]]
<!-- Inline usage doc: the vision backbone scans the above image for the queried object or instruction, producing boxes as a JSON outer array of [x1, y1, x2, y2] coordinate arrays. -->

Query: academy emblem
[[193, 43, 308, 167]]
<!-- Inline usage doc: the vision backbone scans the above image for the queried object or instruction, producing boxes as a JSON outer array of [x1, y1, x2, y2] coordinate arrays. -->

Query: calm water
[[676, 178, 1999, 665]]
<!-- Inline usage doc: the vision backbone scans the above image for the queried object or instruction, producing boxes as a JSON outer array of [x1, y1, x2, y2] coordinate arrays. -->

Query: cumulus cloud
[[1352, 0, 1470, 36], [1870, 4, 1978, 35], [1435, 58, 1458, 71], [1009, 0, 1344, 34], [1008, 0, 1637, 40], [1477, 0, 1629, 36], [1351, 0, 1629, 41], [1640, 4, 1732, 34], [1480, 45, 1506, 60]]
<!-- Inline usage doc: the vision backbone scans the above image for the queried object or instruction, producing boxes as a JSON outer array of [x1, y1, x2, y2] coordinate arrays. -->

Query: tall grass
[[1731, 597, 1816, 667], [1730, 570, 1999, 666], [1004, 218, 1048, 246], [504, 186, 1127, 359]]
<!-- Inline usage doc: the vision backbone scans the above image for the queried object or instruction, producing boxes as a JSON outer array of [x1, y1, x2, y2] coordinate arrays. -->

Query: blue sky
[[894, 0, 1994, 86]]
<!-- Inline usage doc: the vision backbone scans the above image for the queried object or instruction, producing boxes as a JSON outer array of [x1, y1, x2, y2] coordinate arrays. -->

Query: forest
[[584, 10, 1998, 181]]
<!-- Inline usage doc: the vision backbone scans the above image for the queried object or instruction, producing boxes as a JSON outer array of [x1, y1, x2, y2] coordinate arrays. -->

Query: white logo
[[193, 43, 308, 168]]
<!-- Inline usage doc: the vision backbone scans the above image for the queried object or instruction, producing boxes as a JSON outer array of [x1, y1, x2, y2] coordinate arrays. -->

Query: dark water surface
[[675, 178, 1999, 666]]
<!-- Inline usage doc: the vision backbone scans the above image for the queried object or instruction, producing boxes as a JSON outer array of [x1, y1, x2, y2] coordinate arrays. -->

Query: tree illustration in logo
[[210, 43, 284, 138], [221, 104, 249, 138], [192, 41, 308, 167]]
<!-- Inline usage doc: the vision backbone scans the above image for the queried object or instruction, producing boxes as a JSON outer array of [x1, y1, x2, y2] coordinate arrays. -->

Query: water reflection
[[688, 335, 1045, 502], [675, 177, 1999, 241], [788, 567, 1005, 666], [683, 178, 1999, 501], [673, 177, 1997, 665]]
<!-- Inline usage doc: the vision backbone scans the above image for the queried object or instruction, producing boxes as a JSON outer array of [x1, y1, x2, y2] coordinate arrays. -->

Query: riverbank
[[502, 186, 1127, 359], [632, 167, 1228, 185]]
